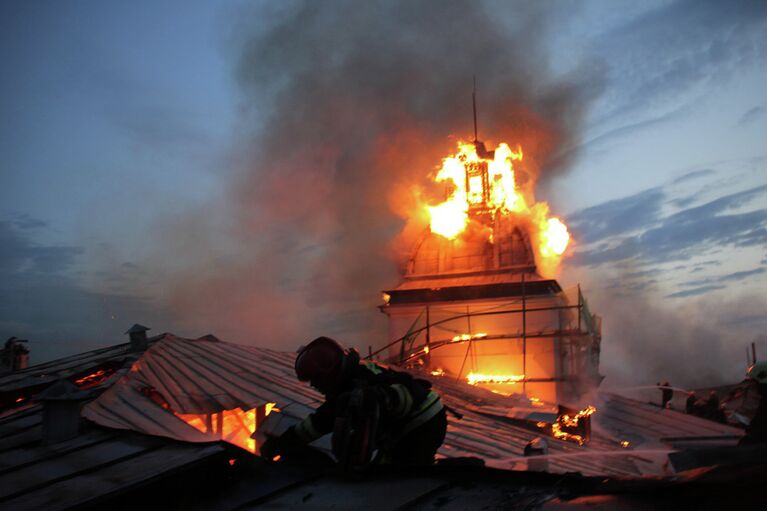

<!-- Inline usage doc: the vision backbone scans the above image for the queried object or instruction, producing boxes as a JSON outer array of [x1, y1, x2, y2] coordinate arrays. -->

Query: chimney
[[2, 337, 30, 371], [125, 324, 150, 352], [39, 379, 90, 444], [523, 437, 549, 472]]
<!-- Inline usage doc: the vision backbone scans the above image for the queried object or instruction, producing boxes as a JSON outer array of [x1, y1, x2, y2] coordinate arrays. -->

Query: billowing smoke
[[158, 1, 601, 350], [588, 285, 765, 391]]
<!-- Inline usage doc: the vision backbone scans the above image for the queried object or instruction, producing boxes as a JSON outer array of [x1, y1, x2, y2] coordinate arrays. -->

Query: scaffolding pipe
[[370, 302, 587, 359], [399, 330, 592, 364], [522, 273, 527, 394]]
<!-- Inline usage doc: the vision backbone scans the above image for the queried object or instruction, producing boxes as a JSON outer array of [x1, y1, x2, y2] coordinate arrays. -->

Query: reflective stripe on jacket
[[294, 360, 443, 443]]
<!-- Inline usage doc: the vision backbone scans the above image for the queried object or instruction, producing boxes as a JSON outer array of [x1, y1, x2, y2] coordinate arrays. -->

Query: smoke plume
[[158, 1, 601, 350]]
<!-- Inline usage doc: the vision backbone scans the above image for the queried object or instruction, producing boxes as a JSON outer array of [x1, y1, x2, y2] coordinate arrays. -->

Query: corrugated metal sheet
[[80, 334, 742, 478], [0, 332, 752, 509], [83, 334, 324, 443], [0, 342, 135, 393], [594, 392, 742, 447], [0, 354, 229, 511]]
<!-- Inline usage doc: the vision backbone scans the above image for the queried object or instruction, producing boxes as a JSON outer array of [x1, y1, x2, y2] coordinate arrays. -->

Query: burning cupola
[[380, 136, 602, 405]]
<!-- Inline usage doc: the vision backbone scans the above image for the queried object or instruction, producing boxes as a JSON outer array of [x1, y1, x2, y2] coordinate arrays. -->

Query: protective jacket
[[292, 352, 445, 462]]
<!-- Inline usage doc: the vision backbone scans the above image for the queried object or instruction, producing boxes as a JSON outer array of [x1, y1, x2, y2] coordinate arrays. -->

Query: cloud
[[0, 218, 82, 275], [568, 187, 665, 244], [110, 103, 213, 158], [665, 285, 725, 298], [673, 169, 717, 185], [718, 267, 765, 282], [0, 216, 165, 362], [574, 183, 767, 266], [739, 106, 766, 126], [594, 0, 767, 123]]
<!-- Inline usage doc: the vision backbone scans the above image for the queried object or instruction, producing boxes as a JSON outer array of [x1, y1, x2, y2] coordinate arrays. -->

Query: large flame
[[176, 402, 277, 453], [427, 141, 570, 274]]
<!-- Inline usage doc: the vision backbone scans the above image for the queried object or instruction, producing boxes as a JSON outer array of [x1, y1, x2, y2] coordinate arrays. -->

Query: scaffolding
[[372, 282, 602, 395]]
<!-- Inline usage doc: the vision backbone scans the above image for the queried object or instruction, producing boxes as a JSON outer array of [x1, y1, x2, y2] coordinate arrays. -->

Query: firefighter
[[659, 381, 673, 408], [261, 336, 447, 466], [740, 361, 767, 444]]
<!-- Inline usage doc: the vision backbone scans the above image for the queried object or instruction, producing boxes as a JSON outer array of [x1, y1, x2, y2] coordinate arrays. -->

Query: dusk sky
[[2, 0, 766, 388]]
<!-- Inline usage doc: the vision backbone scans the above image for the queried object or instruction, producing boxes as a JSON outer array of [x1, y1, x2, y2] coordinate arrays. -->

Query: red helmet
[[295, 337, 346, 393]]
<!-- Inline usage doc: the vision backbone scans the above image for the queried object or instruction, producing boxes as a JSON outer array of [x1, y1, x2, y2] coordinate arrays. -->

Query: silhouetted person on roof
[[261, 337, 447, 468], [660, 381, 673, 408], [686, 392, 698, 414], [741, 361, 767, 444]]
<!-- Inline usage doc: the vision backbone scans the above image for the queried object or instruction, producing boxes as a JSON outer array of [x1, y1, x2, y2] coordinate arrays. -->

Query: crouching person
[[261, 337, 447, 468]]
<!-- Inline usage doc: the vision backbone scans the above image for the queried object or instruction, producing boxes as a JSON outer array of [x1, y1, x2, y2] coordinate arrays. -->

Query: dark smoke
[[160, 1, 602, 351]]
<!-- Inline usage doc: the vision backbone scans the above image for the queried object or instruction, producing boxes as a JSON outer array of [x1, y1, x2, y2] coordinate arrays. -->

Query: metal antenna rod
[[472, 75, 478, 142]]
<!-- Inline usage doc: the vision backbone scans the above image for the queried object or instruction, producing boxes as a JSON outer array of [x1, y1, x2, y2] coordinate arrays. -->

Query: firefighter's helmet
[[747, 361, 767, 384], [295, 337, 346, 393]]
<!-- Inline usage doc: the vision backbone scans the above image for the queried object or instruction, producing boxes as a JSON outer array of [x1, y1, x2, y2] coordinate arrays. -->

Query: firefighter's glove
[[260, 426, 303, 460], [259, 436, 281, 460]]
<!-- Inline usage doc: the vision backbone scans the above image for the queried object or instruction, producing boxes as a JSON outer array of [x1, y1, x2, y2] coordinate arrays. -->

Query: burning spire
[[424, 84, 571, 276]]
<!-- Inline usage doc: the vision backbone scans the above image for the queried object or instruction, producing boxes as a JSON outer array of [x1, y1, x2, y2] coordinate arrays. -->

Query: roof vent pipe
[[39, 380, 90, 445], [125, 324, 150, 352], [524, 437, 549, 472]]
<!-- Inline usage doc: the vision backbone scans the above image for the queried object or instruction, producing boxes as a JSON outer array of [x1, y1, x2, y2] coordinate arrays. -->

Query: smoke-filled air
[[153, 0, 601, 350]]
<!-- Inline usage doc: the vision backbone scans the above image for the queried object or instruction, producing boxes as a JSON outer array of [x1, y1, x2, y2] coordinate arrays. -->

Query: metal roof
[[0, 332, 748, 510], [81, 334, 742, 478]]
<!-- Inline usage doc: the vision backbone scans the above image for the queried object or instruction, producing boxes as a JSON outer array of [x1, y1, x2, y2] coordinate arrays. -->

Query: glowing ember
[[15, 397, 25, 403], [74, 368, 116, 389], [621, 440, 631, 448], [466, 372, 525, 385], [430, 368, 446, 377], [426, 141, 570, 274], [552, 405, 596, 446], [529, 397, 544, 407], [451, 332, 487, 342]]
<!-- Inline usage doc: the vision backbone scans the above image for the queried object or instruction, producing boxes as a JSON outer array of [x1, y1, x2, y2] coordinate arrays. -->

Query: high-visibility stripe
[[389, 383, 413, 417], [365, 362, 383, 375], [402, 391, 443, 435], [294, 415, 322, 442]]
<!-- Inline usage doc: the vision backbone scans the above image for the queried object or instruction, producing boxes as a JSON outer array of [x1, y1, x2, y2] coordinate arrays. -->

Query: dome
[[406, 214, 536, 277]]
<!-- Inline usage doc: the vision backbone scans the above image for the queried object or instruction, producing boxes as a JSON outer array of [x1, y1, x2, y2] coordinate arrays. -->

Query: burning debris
[[74, 368, 116, 389], [551, 405, 596, 446], [466, 372, 525, 386]]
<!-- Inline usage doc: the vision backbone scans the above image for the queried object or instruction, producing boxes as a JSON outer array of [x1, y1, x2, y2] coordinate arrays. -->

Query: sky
[[1, 0, 766, 389]]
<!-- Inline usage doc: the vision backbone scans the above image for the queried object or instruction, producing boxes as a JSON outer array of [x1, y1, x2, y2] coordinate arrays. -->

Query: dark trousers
[[390, 408, 448, 465]]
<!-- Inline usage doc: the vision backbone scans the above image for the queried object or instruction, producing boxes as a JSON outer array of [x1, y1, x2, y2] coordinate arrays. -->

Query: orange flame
[[74, 368, 116, 389], [175, 402, 277, 453], [426, 141, 570, 275], [466, 372, 525, 385], [551, 405, 595, 446]]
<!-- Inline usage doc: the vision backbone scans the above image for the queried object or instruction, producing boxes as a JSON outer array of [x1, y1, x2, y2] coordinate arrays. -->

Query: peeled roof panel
[[82, 334, 323, 444]]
